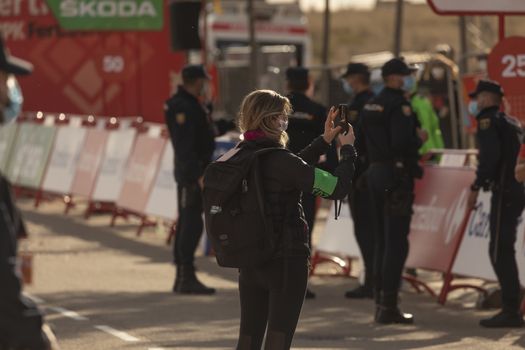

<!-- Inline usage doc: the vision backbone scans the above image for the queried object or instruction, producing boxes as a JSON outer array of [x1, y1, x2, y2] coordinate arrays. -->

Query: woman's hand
[[322, 107, 343, 144], [338, 123, 355, 146]]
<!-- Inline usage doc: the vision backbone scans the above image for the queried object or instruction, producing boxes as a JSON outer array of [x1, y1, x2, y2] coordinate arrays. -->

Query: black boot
[[375, 292, 414, 325], [173, 265, 216, 295], [480, 310, 524, 328], [172, 265, 182, 292], [345, 285, 373, 299]]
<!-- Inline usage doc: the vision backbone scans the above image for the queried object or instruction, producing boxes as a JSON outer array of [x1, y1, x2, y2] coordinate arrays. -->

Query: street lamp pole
[[248, 0, 258, 91]]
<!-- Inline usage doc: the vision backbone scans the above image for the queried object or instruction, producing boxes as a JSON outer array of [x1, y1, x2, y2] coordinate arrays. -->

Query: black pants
[[367, 164, 414, 302], [237, 257, 308, 350], [173, 183, 204, 266], [489, 189, 525, 313], [349, 183, 375, 289], [0, 177, 46, 349], [301, 192, 316, 248]]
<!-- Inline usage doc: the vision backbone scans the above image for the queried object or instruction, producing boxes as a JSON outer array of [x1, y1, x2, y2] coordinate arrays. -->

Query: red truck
[[1, 0, 310, 123]]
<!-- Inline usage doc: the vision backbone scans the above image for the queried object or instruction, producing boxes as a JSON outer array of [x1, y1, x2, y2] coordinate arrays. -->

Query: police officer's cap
[[0, 37, 32, 75], [181, 64, 210, 81], [468, 79, 504, 98], [286, 67, 309, 82], [381, 58, 417, 77], [341, 63, 369, 78]]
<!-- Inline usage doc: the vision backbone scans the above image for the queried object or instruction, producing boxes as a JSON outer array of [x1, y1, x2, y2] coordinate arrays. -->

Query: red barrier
[[405, 166, 485, 300]]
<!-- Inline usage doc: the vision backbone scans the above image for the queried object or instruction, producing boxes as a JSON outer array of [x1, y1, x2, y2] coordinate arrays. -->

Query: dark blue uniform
[[474, 106, 525, 315], [346, 89, 375, 295], [0, 176, 47, 349], [165, 86, 215, 266], [286, 92, 335, 246], [361, 87, 422, 307]]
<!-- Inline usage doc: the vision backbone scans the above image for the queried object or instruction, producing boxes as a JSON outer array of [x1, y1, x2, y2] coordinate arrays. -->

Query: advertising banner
[[213, 140, 237, 160], [0, 123, 18, 173], [406, 166, 475, 271], [453, 191, 525, 287], [45, 0, 164, 30], [116, 133, 165, 213], [5, 124, 56, 188], [91, 128, 136, 202], [317, 201, 362, 258], [71, 128, 109, 197], [41, 126, 87, 194], [144, 142, 177, 221]]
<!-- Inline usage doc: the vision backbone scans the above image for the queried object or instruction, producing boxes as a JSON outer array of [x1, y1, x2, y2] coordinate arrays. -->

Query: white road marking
[[49, 307, 88, 321], [94, 325, 140, 342], [25, 294, 45, 304]]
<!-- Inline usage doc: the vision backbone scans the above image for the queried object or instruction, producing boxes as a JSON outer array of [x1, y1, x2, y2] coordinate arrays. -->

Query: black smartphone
[[335, 104, 350, 135]]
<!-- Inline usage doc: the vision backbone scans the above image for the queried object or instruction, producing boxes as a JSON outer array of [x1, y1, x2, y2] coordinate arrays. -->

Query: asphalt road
[[18, 200, 525, 350]]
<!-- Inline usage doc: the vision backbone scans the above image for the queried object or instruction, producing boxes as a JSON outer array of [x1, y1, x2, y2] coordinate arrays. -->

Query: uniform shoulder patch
[[364, 104, 384, 112], [349, 110, 359, 122], [402, 105, 412, 116], [176, 113, 186, 125], [479, 118, 491, 130]]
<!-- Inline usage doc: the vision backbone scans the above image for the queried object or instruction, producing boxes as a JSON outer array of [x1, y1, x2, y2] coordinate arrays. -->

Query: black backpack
[[203, 146, 286, 268]]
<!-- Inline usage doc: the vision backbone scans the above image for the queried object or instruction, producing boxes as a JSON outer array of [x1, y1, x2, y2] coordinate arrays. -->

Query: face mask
[[3, 77, 22, 123], [371, 83, 384, 95], [278, 118, 288, 132], [342, 80, 354, 95], [403, 75, 416, 92], [468, 100, 479, 116]]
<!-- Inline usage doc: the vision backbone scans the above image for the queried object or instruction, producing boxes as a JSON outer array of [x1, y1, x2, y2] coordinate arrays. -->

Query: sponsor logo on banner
[[467, 198, 491, 239], [45, 0, 163, 30], [412, 196, 447, 233], [411, 188, 467, 244]]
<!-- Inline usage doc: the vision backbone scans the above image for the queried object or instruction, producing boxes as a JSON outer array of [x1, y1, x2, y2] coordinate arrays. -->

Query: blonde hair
[[238, 89, 291, 147]]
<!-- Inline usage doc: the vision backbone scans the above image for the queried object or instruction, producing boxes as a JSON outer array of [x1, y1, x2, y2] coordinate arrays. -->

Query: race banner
[[41, 126, 87, 194], [91, 128, 136, 202], [406, 166, 475, 271], [213, 139, 238, 160], [71, 128, 110, 197], [317, 201, 361, 258], [116, 133, 165, 214], [453, 191, 525, 287], [0, 123, 18, 173], [144, 142, 177, 221], [46, 0, 164, 31], [5, 124, 56, 188]]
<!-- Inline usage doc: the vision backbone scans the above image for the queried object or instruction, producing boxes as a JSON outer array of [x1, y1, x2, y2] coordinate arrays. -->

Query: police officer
[[0, 37, 59, 349], [165, 65, 216, 295], [467, 80, 525, 328], [340, 63, 376, 299], [361, 58, 423, 324], [285, 67, 332, 299]]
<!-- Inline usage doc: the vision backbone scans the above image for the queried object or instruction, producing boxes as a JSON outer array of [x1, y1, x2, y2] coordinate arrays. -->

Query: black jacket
[[474, 106, 523, 192], [286, 92, 326, 154], [347, 89, 375, 178], [239, 136, 356, 257], [286, 91, 339, 172], [165, 86, 216, 185], [361, 87, 421, 174]]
